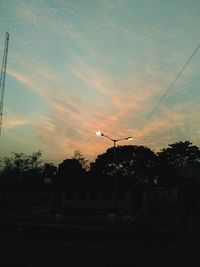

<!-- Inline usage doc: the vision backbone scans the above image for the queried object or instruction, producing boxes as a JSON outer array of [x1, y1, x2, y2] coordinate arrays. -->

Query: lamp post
[[96, 131, 133, 211], [96, 131, 133, 147]]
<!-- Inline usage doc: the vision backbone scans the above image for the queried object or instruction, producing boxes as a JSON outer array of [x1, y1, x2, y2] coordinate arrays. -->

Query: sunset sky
[[0, 0, 200, 164]]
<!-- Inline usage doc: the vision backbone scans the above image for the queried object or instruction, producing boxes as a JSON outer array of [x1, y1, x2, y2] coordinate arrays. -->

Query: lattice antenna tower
[[0, 32, 9, 136]]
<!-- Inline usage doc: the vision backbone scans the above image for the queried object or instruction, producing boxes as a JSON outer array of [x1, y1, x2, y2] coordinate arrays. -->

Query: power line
[[139, 43, 200, 130]]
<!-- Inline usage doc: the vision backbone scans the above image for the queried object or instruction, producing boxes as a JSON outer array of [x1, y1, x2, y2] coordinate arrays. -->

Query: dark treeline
[[0, 140, 200, 190]]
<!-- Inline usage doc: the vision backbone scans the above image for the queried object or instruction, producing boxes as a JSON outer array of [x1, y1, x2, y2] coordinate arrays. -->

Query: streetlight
[[96, 131, 133, 147], [96, 131, 133, 211]]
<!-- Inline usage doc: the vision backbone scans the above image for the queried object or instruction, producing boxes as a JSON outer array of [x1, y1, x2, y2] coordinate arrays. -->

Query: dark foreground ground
[[0, 207, 200, 267], [0, 219, 200, 267]]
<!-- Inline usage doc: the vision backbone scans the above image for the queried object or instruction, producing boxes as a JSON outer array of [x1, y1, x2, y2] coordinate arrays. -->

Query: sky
[[0, 0, 200, 164]]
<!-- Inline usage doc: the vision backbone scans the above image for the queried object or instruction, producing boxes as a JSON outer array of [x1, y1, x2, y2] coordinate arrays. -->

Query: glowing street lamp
[[96, 131, 102, 136]]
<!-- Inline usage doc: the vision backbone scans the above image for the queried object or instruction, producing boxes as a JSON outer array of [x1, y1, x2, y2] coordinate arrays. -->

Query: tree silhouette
[[157, 141, 200, 187], [73, 150, 89, 171], [56, 158, 86, 186], [0, 151, 42, 187], [90, 145, 157, 189]]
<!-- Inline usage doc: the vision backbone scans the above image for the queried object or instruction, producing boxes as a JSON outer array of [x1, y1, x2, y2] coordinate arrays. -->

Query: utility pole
[[0, 32, 9, 136]]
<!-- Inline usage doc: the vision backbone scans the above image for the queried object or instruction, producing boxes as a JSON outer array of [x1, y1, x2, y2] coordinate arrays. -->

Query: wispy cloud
[[7, 49, 200, 160], [3, 114, 28, 130], [1, 0, 200, 161]]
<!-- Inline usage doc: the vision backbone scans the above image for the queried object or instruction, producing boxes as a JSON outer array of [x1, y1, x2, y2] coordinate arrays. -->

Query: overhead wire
[[138, 43, 200, 131]]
